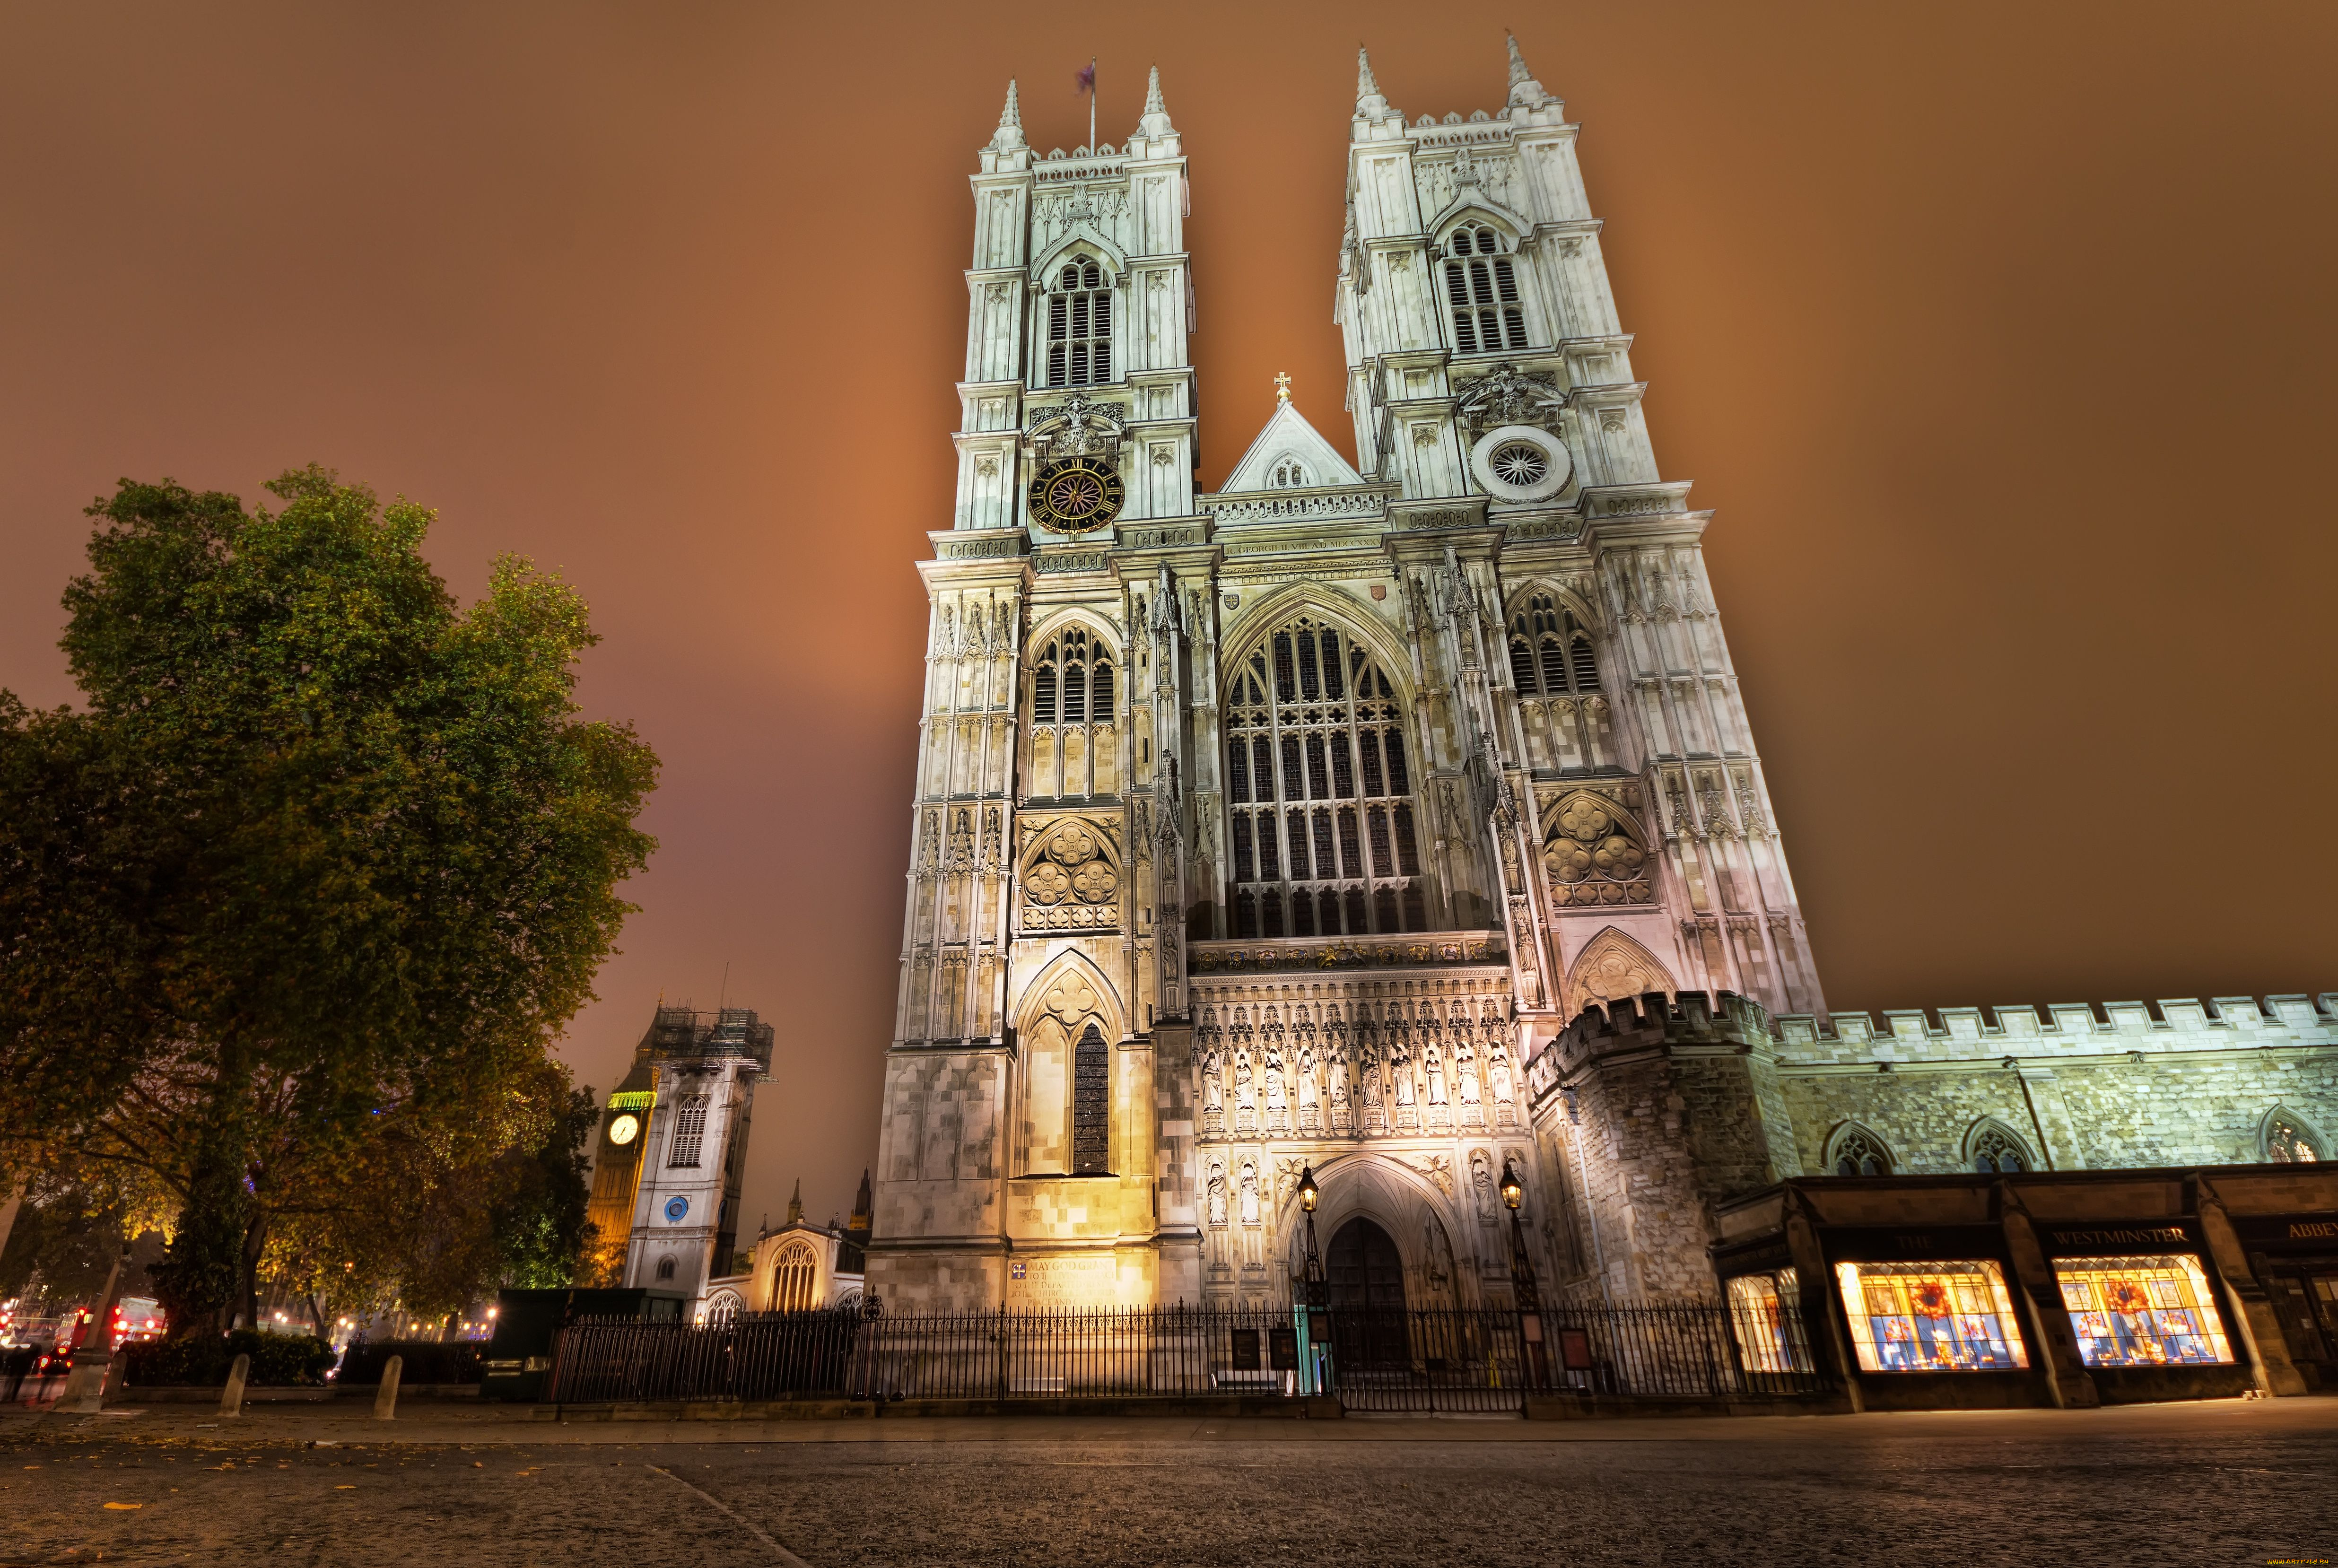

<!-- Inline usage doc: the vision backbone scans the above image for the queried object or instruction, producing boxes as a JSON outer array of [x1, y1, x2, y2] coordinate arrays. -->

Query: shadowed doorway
[[1327, 1216, 1408, 1369]]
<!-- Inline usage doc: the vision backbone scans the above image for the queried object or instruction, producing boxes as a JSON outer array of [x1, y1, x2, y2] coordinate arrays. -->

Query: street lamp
[[1296, 1165, 1325, 1309], [1500, 1157, 1546, 1393]]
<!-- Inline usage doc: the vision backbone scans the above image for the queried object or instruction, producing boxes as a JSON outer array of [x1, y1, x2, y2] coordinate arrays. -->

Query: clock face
[[607, 1113, 640, 1147], [664, 1195, 689, 1222], [1027, 456, 1125, 534]]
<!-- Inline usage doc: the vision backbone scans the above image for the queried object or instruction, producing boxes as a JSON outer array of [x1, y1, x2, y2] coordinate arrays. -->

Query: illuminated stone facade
[[863, 44, 2337, 1318]]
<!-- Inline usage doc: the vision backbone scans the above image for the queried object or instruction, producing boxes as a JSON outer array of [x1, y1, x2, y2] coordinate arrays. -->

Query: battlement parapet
[[1771, 993, 2338, 1069]]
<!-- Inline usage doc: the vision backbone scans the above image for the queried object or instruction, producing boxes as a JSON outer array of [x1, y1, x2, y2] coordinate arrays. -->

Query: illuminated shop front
[[1833, 1259, 2029, 1373], [1724, 1269, 1812, 1374], [2051, 1254, 2233, 1368]]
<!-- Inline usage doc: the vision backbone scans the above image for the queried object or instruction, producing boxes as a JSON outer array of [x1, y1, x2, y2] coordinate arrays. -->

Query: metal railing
[[541, 1297, 1832, 1409]]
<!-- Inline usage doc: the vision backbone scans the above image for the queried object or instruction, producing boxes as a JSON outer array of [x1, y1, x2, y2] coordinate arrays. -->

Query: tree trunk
[[238, 1203, 269, 1334]]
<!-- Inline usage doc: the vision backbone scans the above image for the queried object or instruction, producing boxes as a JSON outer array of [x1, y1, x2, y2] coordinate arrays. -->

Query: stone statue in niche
[[1489, 1045, 1515, 1106], [1390, 1040, 1415, 1106], [1239, 1162, 1260, 1226], [1297, 1043, 1318, 1115], [1471, 1150, 1498, 1224], [1455, 1040, 1481, 1106], [1424, 1044, 1448, 1106], [1264, 1048, 1287, 1117], [1234, 1047, 1255, 1115], [1207, 1162, 1227, 1227], [1327, 1047, 1348, 1108], [1201, 1044, 1224, 1114]]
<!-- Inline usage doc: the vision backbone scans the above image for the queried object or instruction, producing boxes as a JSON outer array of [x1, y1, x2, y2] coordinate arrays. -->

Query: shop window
[[2052, 1254, 2235, 1368], [1833, 1260, 2029, 1372], [1725, 1269, 1810, 1373]]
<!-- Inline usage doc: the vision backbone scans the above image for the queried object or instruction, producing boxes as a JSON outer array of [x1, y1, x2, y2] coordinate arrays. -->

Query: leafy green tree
[[0, 468, 656, 1337]]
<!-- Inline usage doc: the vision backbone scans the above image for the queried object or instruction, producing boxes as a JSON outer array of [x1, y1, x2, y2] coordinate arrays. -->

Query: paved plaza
[[4, 1400, 2335, 1567]]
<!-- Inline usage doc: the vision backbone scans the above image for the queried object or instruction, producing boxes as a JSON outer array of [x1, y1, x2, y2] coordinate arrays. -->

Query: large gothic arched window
[[1224, 615, 1426, 939], [1443, 225, 1528, 356], [1029, 626, 1117, 799], [1046, 260, 1113, 387]]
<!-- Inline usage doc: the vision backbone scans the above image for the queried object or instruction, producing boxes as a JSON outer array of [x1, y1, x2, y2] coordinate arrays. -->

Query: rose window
[[1489, 441, 1548, 488]]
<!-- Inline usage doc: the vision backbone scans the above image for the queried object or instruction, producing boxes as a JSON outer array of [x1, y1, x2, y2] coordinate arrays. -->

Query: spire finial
[[786, 1177, 803, 1226], [1356, 46, 1391, 117], [1138, 63, 1175, 138], [1274, 371, 1292, 404], [1504, 34, 1553, 109], [989, 78, 1026, 151]]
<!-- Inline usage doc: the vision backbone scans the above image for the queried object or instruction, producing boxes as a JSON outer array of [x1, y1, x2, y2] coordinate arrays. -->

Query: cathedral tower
[[867, 44, 1824, 1313]]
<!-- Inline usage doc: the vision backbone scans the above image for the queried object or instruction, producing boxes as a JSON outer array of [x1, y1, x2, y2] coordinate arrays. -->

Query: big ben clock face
[[607, 1113, 640, 1147], [1028, 456, 1125, 534]]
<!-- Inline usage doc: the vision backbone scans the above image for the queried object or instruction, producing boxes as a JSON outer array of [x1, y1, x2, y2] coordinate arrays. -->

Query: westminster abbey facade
[[864, 43, 2338, 1338]]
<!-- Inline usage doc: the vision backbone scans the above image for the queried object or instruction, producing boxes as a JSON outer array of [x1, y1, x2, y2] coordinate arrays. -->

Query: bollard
[[218, 1353, 251, 1418], [373, 1354, 402, 1421]]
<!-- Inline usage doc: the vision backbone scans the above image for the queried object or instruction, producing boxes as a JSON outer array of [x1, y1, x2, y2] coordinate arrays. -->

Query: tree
[[0, 468, 656, 1337]]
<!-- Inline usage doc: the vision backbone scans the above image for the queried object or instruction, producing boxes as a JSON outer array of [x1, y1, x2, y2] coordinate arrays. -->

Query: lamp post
[[1295, 1165, 1330, 1397], [1501, 1157, 1547, 1393]]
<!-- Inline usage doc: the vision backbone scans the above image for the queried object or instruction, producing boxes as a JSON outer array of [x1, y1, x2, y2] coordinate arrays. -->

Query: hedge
[[122, 1329, 337, 1387]]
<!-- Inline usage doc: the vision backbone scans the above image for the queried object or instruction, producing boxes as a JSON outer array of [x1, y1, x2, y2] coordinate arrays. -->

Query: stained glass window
[[1071, 1022, 1110, 1174], [2052, 1254, 2234, 1368], [1834, 1260, 2029, 1372], [1725, 1269, 1809, 1373]]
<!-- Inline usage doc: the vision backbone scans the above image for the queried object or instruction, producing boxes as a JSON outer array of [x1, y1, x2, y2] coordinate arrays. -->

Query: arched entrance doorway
[[1327, 1216, 1409, 1370]]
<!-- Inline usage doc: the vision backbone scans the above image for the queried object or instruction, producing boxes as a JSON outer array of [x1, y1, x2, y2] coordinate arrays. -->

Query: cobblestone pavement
[[4, 1402, 2334, 1567]]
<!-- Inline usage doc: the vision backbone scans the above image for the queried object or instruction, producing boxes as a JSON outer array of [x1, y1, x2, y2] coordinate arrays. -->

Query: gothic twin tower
[[867, 41, 1823, 1312]]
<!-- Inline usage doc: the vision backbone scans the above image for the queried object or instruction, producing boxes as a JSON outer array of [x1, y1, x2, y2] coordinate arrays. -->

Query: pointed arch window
[[2264, 1108, 2326, 1163], [1223, 615, 1424, 938], [1967, 1121, 2034, 1174], [1071, 1022, 1111, 1174], [1046, 259, 1113, 387], [668, 1095, 709, 1167], [1508, 594, 1601, 697], [1028, 626, 1118, 799], [1826, 1124, 1893, 1178], [771, 1238, 821, 1312], [1443, 225, 1528, 356]]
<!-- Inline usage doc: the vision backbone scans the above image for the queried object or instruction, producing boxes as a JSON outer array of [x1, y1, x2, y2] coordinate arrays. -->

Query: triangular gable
[[1218, 401, 1366, 495]]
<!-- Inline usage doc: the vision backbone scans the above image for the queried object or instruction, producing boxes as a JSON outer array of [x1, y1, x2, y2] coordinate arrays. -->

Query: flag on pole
[[1076, 58, 1096, 151]]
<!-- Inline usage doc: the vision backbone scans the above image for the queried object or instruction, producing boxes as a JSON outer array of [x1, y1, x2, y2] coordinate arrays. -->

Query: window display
[[1834, 1260, 2029, 1372], [2052, 1254, 2233, 1367], [1726, 1269, 1809, 1373]]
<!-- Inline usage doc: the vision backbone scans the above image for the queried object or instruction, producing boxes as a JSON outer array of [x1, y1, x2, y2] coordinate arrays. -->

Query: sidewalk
[[9, 1390, 2337, 1449]]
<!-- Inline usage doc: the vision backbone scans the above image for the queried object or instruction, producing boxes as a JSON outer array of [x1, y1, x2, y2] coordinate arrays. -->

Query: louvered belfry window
[[1507, 595, 1601, 697], [1225, 616, 1426, 939], [1028, 627, 1117, 798], [668, 1095, 709, 1167], [1046, 260, 1113, 387], [1443, 225, 1528, 356], [1071, 1022, 1111, 1174]]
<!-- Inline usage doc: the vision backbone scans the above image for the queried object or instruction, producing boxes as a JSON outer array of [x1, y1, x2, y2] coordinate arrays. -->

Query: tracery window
[[1443, 225, 1529, 356], [1045, 259, 1113, 387], [1029, 627, 1118, 798], [1224, 616, 1426, 939], [1508, 594, 1601, 697], [1968, 1122, 2033, 1174], [667, 1095, 709, 1167], [1271, 458, 1308, 488], [2264, 1108, 2325, 1163], [1826, 1124, 1892, 1178], [1541, 790, 1654, 907], [1071, 1022, 1110, 1174], [771, 1239, 820, 1312]]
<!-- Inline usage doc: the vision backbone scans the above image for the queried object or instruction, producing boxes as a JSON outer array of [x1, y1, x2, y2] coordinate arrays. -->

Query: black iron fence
[[541, 1297, 1832, 1410]]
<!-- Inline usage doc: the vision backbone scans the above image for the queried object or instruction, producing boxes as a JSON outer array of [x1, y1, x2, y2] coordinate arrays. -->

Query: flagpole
[[1089, 55, 1097, 152]]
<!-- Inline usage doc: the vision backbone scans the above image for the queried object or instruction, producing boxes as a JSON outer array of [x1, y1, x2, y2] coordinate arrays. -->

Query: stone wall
[[1773, 995, 2338, 1176]]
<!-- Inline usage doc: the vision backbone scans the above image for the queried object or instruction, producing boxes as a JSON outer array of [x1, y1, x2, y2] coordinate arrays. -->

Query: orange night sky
[[4, 1, 2334, 1229]]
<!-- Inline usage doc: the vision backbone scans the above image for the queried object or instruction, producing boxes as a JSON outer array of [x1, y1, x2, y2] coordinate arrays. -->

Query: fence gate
[[1324, 1307, 1530, 1414]]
